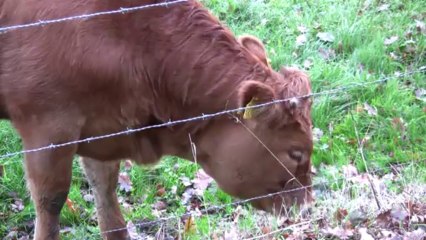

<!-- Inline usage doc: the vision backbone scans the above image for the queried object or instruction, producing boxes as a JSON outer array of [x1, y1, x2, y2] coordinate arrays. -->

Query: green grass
[[1, 0, 426, 239]]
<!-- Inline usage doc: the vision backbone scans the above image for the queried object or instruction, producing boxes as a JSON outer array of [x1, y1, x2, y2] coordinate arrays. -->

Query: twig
[[350, 114, 382, 210]]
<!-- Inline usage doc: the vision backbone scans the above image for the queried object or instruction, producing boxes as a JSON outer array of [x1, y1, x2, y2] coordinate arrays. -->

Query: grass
[[1, 0, 425, 239]]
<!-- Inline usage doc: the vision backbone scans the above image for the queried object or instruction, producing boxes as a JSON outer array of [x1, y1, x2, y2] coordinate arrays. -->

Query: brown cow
[[0, 0, 313, 239]]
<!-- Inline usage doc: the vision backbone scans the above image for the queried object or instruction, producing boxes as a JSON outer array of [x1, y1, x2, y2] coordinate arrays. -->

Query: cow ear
[[238, 80, 276, 120], [238, 35, 270, 67]]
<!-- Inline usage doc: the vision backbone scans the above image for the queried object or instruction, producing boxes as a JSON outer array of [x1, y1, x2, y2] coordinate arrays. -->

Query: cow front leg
[[80, 157, 128, 240], [23, 144, 75, 240]]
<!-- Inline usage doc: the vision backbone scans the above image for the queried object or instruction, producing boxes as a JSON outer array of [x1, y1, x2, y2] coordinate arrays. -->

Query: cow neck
[[139, 5, 271, 128]]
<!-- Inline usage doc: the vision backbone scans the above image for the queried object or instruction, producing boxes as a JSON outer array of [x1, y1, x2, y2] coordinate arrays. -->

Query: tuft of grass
[[1, 0, 425, 239]]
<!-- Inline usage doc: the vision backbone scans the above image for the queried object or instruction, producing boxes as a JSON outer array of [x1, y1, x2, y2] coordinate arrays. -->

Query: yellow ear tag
[[243, 98, 258, 119]]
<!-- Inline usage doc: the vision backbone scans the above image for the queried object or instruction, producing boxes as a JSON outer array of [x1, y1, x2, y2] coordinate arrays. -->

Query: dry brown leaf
[[415, 88, 426, 102], [342, 164, 358, 178], [377, 4, 390, 12], [65, 198, 77, 213], [318, 48, 336, 61], [363, 102, 378, 116], [184, 215, 196, 235], [317, 32, 335, 42], [0, 164, 3, 179], [359, 227, 374, 240], [297, 25, 308, 33], [124, 160, 133, 171], [416, 20, 426, 34], [296, 34, 307, 46], [118, 172, 132, 192], [11, 198, 24, 213], [312, 128, 324, 142], [156, 184, 166, 197], [153, 201, 167, 211], [322, 226, 354, 239], [335, 208, 349, 222], [356, 104, 365, 113], [192, 169, 213, 196], [261, 226, 271, 235], [384, 36, 399, 45], [303, 59, 313, 69]]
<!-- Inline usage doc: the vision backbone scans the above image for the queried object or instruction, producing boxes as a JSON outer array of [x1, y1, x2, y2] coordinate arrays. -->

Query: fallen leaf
[[83, 192, 94, 203], [223, 225, 239, 240], [342, 164, 358, 178], [415, 88, 426, 102], [303, 59, 313, 69], [416, 20, 426, 34], [153, 201, 167, 211], [376, 209, 399, 228], [390, 207, 409, 221], [3, 231, 18, 240], [363, 102, 378, 116], [391, 117, 406, 131], [356, 104, 364, 113], [127, 221, 141, 240], [156, 184, 166, 197], [296, 34, 308, 46], [60, 227, 74, 235], [359, 227, 374, 240], [171, 185, 177, 194], [321, 226, 354, 239], [180, 176, 192, 187], [404, 228, 426, 239], [312, 127, 323, 142], [192, 169, 213, 196], [377, 4, 390, 12], [261, 226, 271, 234], [318, 47, 336, 61], [389, 52, 399, 60], [337, 41, 344, 53], [349, 209, 369, 226], [118, 172, 132, 193], [124, 160, 133, 171], [182, 188, 195, 205], [380, 229, 399, 239], [11, 198, 24, 212], [317, 32, 335, 42], [65, 198, 77, 213], [384, 36, 399, 45], [335, 208, 349, 222], [297, 25, 308, 33]]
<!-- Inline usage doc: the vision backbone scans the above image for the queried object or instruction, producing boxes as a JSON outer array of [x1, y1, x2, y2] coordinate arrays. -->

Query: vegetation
[[1, 0, 425, 239]]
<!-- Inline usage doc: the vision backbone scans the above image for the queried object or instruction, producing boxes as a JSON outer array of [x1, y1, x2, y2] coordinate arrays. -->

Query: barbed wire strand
[[96, 160, 421, 236], [0, 0, 188, 34], [99, 184, 313, 236], [0, 68, 424, 162]]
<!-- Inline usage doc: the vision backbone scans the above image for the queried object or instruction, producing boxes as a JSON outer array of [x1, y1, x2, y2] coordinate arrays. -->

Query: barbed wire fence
[[1, 68, 425, 163], [0, 1, 425, 239]]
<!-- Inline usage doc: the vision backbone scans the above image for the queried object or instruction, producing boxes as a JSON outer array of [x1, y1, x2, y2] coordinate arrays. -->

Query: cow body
[[0, 1, 314, 239], [1, 0, 257, 163]]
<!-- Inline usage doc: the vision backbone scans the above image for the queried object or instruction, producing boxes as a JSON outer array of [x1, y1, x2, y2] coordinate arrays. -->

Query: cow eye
[[289, 150, 303, 162]]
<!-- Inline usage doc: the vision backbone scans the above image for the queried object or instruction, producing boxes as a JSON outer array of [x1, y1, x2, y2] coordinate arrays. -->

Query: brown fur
[[0, 1, 314, 239]]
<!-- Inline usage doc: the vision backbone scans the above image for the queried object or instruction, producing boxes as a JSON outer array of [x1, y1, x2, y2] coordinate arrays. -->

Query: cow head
[[196, 35, 314, 214]]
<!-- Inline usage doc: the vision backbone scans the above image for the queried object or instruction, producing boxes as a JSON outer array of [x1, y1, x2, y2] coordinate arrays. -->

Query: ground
[[0, 0, 425, 239]]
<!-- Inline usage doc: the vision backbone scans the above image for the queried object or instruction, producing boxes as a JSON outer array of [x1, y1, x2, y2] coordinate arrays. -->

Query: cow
[[0, 0, 314, 239]]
